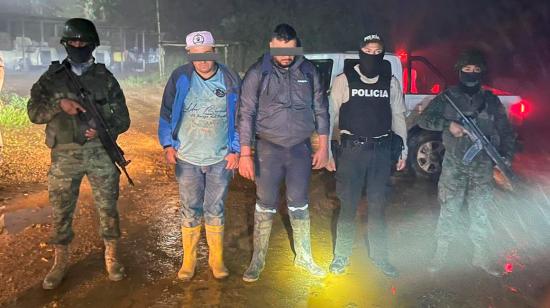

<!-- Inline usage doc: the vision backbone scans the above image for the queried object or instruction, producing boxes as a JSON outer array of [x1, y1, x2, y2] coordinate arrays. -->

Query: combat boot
[[243, 211, 274, 282], [427, 241, 449, 274], [472, 247, 501, 277], [289, 210, 326, 277], [372, 259, 399, 278], [205, 224, 229, 279], [43, 244, 69, 290], [330, 221, 357, 275], [104, 239, 126, 281], [178, 225, 201, 280], [329, 256, 350, 275]]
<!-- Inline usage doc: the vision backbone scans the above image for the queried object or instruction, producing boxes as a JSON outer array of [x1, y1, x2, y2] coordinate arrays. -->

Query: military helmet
[[455, 49, 487, 72], [60, 18, 100, 46]]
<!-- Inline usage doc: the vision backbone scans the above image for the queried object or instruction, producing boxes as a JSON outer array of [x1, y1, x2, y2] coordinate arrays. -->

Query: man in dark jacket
[[418, 49, 515, 276], [238, 24, 330, 282]]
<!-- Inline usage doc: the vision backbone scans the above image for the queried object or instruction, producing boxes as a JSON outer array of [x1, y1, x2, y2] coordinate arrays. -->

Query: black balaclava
[[358, 34, 385, 78], [459, 70, 482, 96], [359, 51, 384, 78], [66, 44, 95, 63]]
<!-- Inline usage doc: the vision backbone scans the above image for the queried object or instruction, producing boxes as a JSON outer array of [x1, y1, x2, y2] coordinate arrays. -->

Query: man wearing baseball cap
[[158, 30, 241, 281], [327, 33, 407, 277]]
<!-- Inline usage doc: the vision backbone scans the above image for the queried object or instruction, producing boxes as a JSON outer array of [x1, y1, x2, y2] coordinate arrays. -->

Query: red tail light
[[509, 99, 530, 125], [397, 50, 408, 64], [430, 83, 441, 94], [510, 99, 530, 116]]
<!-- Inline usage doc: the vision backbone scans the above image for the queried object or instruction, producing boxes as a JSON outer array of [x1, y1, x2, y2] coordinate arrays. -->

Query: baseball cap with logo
[[185, 31, 215, 50], [360, 33, 384, 48]]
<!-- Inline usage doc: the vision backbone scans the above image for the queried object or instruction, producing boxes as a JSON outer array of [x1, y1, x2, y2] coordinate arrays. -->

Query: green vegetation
[[0, 93, 31, 128]]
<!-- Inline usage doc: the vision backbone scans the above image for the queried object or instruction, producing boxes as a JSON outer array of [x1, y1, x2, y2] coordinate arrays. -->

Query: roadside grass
[[0, 92, 31, 128]]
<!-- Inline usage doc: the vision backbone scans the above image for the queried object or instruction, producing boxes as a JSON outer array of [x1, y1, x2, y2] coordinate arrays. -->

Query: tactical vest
[[42, 61, 110, 148], [441, 86, 502, 158], [339, 68, 392, 138], [443, 87, 499, 139]]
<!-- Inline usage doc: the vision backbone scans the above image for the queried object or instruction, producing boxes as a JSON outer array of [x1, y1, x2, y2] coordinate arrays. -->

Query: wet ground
[[1, 72, 550, 307]]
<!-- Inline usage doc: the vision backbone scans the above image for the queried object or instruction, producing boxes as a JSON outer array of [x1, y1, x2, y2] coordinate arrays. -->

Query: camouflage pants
[[436, 153, 494, 256], [48, 143, 120, 245]]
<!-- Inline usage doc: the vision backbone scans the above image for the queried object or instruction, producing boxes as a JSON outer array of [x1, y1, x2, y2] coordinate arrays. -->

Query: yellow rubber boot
[[205, 225, 229, 279], [178, 225, 201, 281]]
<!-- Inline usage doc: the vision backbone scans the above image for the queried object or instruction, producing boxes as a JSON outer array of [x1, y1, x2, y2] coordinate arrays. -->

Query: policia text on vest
[[351, 89, 390, 98]]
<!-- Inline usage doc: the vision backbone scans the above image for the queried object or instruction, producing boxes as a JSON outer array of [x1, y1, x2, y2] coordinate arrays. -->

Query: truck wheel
[[408, 130, 445, 180]]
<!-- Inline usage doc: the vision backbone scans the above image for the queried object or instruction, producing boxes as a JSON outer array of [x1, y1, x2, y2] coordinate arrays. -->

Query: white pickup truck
[[306, 51, 527, 178]]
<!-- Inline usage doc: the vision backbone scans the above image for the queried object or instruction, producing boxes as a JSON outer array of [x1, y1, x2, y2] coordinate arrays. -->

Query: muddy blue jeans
[[254, 138, 312, 218], [176, 159, 231, 227], [334, 137, 393, 262]]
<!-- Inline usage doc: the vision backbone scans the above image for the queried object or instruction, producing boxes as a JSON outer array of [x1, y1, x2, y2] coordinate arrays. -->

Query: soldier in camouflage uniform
[[27, 18, 130, 289], [418, 49, 515, 276]]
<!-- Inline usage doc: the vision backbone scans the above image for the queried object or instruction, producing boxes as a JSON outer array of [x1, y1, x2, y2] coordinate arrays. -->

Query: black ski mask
[[65, 44, 95, 63], [359, 51, 384, 78], [459, 71, 482, 95]]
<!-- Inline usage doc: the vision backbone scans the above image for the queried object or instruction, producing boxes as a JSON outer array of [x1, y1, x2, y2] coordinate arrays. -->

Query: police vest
[[339, 69, 392, 138]]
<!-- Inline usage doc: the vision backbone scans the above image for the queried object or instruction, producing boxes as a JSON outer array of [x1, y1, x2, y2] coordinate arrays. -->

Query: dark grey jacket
[[237, 54, 329, 147]]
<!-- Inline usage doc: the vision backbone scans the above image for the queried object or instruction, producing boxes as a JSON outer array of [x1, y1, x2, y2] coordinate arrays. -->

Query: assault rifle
[[62, 63, 134, 186], [443, 93, 519, 188]]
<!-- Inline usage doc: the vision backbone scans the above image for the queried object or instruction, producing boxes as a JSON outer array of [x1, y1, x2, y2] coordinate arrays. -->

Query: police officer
[[418, 49, 515, 276], [327, 34, 407, 278], [27, 18, 130, 289]]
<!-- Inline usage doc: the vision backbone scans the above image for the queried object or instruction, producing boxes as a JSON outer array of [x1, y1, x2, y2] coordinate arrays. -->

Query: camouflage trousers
[[48, 143, 120, 245], [436, 153, 494, 256]]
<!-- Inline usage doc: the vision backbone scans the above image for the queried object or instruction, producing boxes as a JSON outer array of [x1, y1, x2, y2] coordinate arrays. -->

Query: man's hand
[[238, 145, 255, 181], [85, 128, 97, 140], [312, 134, 329, 169], [225, 153, 240, 170], [59, 98, 86, 116], [164, 146, 177, 165], [239, 156, 255, 180], [449, 121, 466, 138], [325, 158, 336, 172], [396, 159, 406, 171], [312, 148, 328, 169]]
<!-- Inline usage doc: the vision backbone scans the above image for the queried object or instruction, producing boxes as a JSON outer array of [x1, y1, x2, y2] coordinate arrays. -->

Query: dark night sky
[[144, 0, 549, 86]]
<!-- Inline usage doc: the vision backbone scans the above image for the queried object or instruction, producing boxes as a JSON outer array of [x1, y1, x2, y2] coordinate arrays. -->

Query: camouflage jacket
[[417, 86, 515, 161], [27, 61, 130, 148]]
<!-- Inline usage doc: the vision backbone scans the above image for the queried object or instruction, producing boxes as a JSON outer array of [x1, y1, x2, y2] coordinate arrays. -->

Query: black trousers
[[334, 138, 392, 262]]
